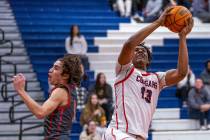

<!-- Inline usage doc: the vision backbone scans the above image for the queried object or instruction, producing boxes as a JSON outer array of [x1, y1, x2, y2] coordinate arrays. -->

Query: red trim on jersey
[[122, 82, 129, 132], [114, 85, 119, 129], [56, 108, 64, 137], [142, 72, 151, 76], [114, 67, 135, 86], [111, 128, 116, 140], [121, 137, 131, 140], [48, 112, 55, 137], [73, 100, 77, 119]]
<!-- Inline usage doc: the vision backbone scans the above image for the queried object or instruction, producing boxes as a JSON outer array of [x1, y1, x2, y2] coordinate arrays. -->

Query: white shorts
[[102, 127, 137, 140]]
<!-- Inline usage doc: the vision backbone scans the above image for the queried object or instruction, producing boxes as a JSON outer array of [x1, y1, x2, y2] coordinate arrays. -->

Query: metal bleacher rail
[[0, 28, 43, 140]]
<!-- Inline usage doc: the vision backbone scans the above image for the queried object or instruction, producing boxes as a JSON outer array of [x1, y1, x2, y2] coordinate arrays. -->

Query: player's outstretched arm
[[118, 7, 173, 65], [13, 74, 66, 119], [165, 18, 194, 86]]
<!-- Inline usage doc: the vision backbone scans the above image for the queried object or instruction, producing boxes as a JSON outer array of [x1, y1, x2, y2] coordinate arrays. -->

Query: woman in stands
[[89, 73, 113, 122], [65, 24, 89, 68], [13, 54, 82, 139], [80, 94, 107, 136]]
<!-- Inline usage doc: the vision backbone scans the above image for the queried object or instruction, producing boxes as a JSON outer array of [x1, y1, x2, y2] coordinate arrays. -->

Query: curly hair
[[59, 54, 82, 86]]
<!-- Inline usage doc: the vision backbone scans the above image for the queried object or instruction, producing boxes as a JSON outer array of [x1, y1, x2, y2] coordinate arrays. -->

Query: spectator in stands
[[200, 59, 210, 89], [143, 0, 163, 23], [176, 0, 192, 9], [188, 79, 210, 130], [176, 66, 195, 107], [76, 64, 88, 110], [65, 25, 89, 68], [117, 0, 132, 17], [132, 0, 147, 23], [161, 0, 177, 10], [80, 120, 101, 140], [192, 0, 210, 23], [89, 73, 113, 122], [80, 94, 107, 128], [109, 0, 117, 11], [13, 54, 82, 139]]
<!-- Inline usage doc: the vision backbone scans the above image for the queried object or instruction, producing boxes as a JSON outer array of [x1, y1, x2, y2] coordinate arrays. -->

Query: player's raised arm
[[118, 7, 173, 65], [165, 18, 194, 86], [13, 74, 66, 119]]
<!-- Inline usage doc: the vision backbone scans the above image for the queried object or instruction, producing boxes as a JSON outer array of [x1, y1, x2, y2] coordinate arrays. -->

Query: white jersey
[[109, 63, 166, 139]]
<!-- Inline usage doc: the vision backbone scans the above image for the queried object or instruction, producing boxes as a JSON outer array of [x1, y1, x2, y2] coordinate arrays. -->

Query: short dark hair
[[138, 42, 152, 67], [59, 54, 82, 86]]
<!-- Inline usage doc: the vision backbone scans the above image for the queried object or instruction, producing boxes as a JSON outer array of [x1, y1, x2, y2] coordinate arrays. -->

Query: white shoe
[[200, 125, 207, 130]]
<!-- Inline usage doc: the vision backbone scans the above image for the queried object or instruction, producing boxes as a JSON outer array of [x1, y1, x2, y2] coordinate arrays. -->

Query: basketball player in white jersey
[[103, 7, 194, 140]]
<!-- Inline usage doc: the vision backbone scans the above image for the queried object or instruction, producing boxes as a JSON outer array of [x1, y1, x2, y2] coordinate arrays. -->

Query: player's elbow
[[35, 111, 45, 119]]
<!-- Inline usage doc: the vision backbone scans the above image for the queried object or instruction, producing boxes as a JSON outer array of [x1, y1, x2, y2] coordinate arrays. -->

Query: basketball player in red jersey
[[13, 54, 82, 139], [103, 7, 194, 140]]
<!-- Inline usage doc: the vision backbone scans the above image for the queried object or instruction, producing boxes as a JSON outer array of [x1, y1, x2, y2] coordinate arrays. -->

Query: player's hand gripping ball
[[164, 6, 192, 33]]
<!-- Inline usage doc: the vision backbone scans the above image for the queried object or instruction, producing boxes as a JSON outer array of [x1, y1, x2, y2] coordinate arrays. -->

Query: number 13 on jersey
[[141, 87, 152, 103]]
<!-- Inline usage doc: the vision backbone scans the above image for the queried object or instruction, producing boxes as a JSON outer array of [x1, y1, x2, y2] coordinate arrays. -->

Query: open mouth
[[48, 74, 51, 80]]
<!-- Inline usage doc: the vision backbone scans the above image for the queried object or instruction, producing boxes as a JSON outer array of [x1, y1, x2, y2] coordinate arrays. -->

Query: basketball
[[165, 6, 192, 33]]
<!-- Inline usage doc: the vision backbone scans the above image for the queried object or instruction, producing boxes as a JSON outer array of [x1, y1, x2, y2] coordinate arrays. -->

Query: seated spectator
[[131, 0, 147, 23], [192, 0, 210, 23], [188, 79, 210, 130], [176, 66, 195, 107], [200, 59, 210, 92], [80, 120, 101, 140], [65, 25, 89, 68], [143, 0, 163, 22], [80, 94, 107, 128], [117, 0, 132, 17], [89, 73, 113, 122]]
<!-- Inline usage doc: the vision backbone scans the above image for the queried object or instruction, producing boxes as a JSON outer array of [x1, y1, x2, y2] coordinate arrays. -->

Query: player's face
[[48, 60, 65, 85], [132, 46, 149, 69]]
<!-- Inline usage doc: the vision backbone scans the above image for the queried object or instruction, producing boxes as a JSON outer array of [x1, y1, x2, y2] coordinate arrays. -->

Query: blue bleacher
[[152, 38, 210, 109]]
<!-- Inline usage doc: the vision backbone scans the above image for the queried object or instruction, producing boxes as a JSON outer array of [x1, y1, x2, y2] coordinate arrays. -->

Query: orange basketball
[[165, 6, 192, 33]]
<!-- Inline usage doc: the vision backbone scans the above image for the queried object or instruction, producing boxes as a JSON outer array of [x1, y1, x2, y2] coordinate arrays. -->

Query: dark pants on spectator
[[176, 0, 192, 9], [101, 103, 113, 123], [132, 0, 147, 15], [176, 86, 190, 102], [189, 109, 210, 126], [195, 12, 210, 23], [79, 55, 89, 70], [144, 14, 159, 23]]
